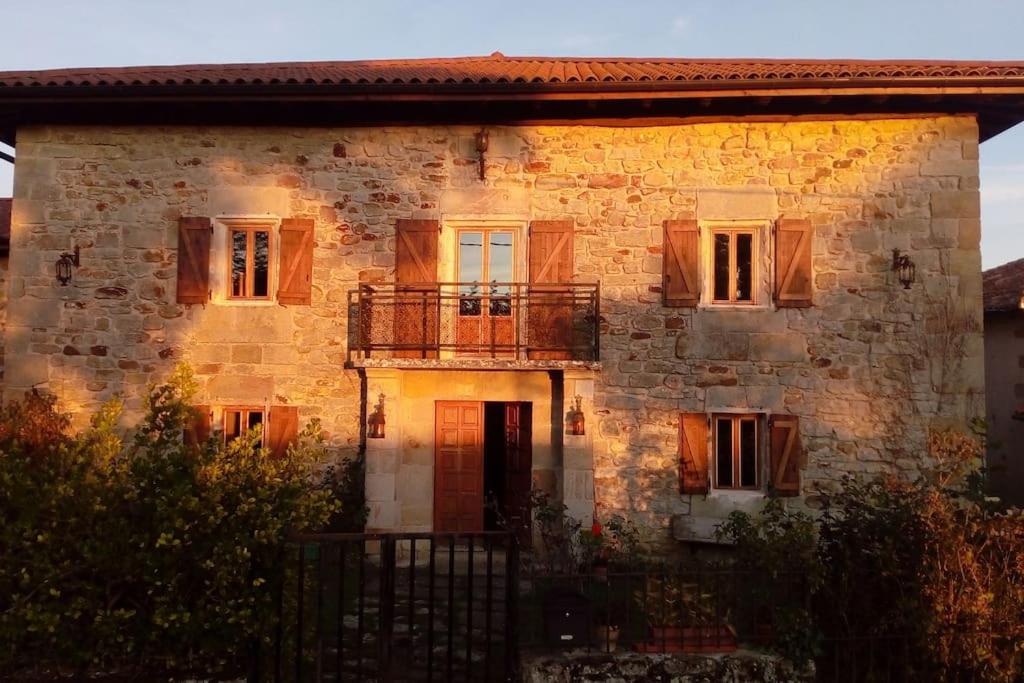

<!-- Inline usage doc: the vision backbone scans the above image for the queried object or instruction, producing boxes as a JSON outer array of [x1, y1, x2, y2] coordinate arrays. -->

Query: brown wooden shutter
[[176, 217, 212, 304], [663, 220, 699, 307], [679, 412, 709, 495], [184, 405, 212, 449], [775, 218, 813, 308], [393, 219, 439, 358], [278, 218, 315, 305], [267, 405, 299, 459], [528, 220, 574, 360], [769, 416, 802, 497]]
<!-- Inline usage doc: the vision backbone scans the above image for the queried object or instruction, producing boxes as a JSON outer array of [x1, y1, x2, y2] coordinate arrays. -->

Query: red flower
[[592, 520, 603, 537]]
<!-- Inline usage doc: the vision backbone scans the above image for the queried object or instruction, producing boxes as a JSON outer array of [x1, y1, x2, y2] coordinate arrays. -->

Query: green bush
[[0, 366, 345, 679]]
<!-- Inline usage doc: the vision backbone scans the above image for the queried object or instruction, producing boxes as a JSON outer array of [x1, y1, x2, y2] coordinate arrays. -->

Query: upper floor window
[[229, 225, 273, 300], [711, 229, 756, 304], [457, 228, 515, 317]]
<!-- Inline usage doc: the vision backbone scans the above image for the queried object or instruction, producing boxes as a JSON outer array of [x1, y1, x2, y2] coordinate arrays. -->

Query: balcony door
[[456, 228, 516, 356]]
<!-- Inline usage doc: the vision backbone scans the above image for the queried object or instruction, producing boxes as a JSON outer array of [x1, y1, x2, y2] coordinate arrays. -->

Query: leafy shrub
[[0, 366, 344, 679]]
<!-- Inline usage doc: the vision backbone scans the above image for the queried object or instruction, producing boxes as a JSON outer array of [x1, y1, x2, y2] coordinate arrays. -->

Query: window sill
[[706, 488, 766, 502], [698, 303, 774, 311], [211, 299, 280, 308]]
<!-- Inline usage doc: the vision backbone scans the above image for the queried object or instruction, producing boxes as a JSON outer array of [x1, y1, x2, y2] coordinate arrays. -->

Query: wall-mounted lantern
[[475, 128, 489, 181], [55, 246, 80, 286], [569, 395, 586, 436], [892, 248, 916, 289], [367, 393, 386, 439]]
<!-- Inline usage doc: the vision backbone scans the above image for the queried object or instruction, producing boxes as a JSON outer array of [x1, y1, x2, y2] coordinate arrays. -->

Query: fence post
[[378, 536, 397, 683], [505, 534, 520, 681]]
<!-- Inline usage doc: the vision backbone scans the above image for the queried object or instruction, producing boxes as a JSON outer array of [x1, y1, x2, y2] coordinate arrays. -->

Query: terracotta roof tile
[[2, 55, 1024, 89], [983, 258, 1024, 312]]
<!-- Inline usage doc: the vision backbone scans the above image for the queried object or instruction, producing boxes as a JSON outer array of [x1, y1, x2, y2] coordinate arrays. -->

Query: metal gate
[[257, 532, 519, 682]]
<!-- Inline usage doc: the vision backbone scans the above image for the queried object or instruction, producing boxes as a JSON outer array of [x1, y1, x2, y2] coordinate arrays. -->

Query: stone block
[[930, 191, 980, 219], [366, 501, 398, 530], [5, 353, 49, 388], [365, 473, 396, 502], [366, 449, 399, 475], [705, 386, 746, 408], [396, 465, 432, 501], [206, 374, 274, 401], [697, 188, 777, 219], [6, 297, 61, 328], [209, 186, 291, 216], [749, 333, 808, 362], [231, 344, 262, 364], [693, 309, 786, 334]]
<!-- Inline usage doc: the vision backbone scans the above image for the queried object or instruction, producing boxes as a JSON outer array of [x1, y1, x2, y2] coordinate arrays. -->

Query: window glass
[[231, 231, 248, 297], [716, 418, 733, 488], [459, 232, 483, 315], [253, 231, 270, 297], [735, 233, 753, 302], [489, 231, 514, 316], [739, 418, 757, 487], [713, 233, 730, 301]]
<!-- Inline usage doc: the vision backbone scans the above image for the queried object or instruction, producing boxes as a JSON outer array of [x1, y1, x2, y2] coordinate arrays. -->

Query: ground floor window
[[223, 407, 265, 447], [713, 413, 761, 490]]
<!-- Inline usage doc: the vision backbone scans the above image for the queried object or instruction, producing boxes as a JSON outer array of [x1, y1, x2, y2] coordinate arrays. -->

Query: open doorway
[[433, 400, 532, 537]]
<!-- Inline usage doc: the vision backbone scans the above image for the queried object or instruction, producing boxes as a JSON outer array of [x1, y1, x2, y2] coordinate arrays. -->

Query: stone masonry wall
[[5, 116, 984, 536]]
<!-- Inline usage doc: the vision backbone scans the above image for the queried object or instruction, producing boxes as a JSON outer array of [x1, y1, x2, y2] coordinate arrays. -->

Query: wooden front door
[[434, 402, 484, 533], [504, 402, 533, 546]]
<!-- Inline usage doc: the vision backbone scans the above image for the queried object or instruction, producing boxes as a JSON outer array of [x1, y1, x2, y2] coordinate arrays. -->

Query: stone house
[[983, 258, 1024, 507], [0, 55, 1022, 544]]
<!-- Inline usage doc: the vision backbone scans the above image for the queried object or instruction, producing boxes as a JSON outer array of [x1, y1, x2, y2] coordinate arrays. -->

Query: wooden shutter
[[663, 220, 700, 307], [184, 404, 211, 449], [775, 218, 813, 308], [528, 220, 574, 360], [679, 412, 709, 495], [267, 405, 299, 459], [394, 219, 439, 358], [278, 218, 315, 305], [769, 416, 802, 497], [176, 217, 212, 304]]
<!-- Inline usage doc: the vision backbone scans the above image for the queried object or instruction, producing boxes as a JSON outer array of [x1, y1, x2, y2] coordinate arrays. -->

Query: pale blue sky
[[1, 0, 1022, 267]]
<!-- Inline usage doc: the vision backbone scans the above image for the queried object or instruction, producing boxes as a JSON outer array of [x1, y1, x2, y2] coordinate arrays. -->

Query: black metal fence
[[256, 532, 518, 683], [517, 565, 805, 657]]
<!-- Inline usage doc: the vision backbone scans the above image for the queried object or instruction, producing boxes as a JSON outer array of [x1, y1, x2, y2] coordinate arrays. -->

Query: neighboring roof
[[983, 258, 1024, 312], [2, 54, 1024, 143], [3, 55, 1024, 88], [0, 199, 10, 257]]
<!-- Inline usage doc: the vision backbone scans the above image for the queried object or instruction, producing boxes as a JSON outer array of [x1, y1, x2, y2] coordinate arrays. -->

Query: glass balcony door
[[456, 229, 516, 356]]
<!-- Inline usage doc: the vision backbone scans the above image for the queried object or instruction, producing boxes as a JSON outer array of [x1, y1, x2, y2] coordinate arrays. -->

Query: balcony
[[347, 282, 600, 366]]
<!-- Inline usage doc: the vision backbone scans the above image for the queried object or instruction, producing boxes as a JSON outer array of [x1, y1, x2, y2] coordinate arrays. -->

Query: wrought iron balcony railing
[[348, 281, 600, 362]]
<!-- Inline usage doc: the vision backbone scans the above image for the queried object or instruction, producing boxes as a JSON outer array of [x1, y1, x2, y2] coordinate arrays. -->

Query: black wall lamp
[[475, 128, 489, 181], [892, 248, 916, 289], [56, 246, 80, 286], [367, 393, 386, 439]]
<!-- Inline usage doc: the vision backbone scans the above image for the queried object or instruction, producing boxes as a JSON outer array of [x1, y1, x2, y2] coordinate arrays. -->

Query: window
[[457, 228, 515, 317], [223, 407, 265, 447], [229, 226, 272, 299], [713, 414, 760, 490], [711, 228, 756, 304]]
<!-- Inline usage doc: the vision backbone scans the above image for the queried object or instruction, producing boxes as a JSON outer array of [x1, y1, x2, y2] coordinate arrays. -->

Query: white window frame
[[698, 219, 774, 310], [703, 409, 770, 500], [210, 215, 281, 306]]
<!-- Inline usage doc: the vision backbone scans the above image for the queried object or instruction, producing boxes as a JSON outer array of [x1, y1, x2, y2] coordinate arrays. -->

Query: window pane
[[231, 231, 248, 297], [225, 410, 242, 442], [247, 411, 263, 431], [713, 233, 730, 301], [735, 233, 753, 302], [739, 419, 757, 487], [716, 418, 733, 488], [459, 232, 483, 314], [253, 231, 270, 297], [488, 231, 514, 315]]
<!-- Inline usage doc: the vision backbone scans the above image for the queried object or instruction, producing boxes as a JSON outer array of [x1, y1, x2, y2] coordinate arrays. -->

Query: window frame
[[222, 406, 267, 447], [454, 226, 518, 317], [698, 219, 772, 309], [710, 227, 758, 305], [227, 224, 274, 301], [210, 216, 281, 306], [711, 412, 762, 491]]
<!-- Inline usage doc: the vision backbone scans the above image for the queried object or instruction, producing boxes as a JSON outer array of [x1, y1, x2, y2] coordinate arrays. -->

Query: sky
[[1, 0, 1022, 268]]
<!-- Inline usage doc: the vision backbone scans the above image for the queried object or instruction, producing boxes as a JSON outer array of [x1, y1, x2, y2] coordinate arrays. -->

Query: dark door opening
[[483, 402, 533, 542]]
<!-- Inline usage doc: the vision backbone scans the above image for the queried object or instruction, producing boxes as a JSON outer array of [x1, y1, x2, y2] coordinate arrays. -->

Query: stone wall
[[4, 116, 984, 537]]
